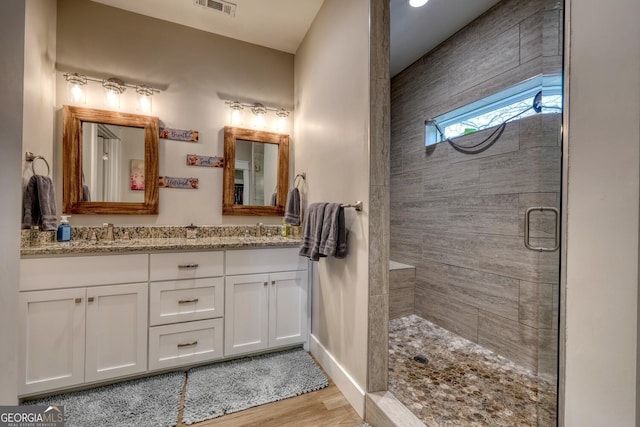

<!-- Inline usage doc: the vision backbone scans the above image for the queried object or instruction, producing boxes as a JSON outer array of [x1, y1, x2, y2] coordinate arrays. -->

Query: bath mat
[[22, 371, 185, 427], [182, 347, 328, 424]]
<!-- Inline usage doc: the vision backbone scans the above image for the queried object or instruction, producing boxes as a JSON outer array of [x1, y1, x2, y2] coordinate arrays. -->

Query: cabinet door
[[19, 289, 86, 395], [224, 274, 269, 356], [85, 283, 148, 383], [269, 271, 308, 347]]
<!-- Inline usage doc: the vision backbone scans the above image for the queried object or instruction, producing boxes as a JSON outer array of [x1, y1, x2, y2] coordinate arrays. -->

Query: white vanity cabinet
[[148, 251, 225, 370], [224, 248, 308, 356], [19, 255, 148, 396]]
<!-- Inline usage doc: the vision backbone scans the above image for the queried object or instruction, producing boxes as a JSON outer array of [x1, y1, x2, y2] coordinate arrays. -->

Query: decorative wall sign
[[130, 159, 145, 190], [187, 154, 224, 168], [159, 127, 199, 142], [158, 176, 199, 189]]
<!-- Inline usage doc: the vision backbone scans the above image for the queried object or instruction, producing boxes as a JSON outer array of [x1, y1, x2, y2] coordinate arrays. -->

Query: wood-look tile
[[369, 185, 389, 297], [390, 170, 423, 203], [519, 280, 555, 329], [368, 293, 389, 392], [415, 261, 449, 293], [519, 114, 561, 149], [415, 286, 479, 343], [538, 327, 558, 377], [425, 157, 481, 198], [543, 9, 561, 57], [390, 227, 424, 268], [478, 310, 538, 372], [447, 193, 519, 236], [447, 265, 520, 321], [391, 198, 447, 231], [478, 146, 561, 195], [542, 113, 562, 147], [446, 121, 520, 163], [391, 146, 403, 176], [390, 267, 416, 290], [520, 11, 544, 64], [390, 287, 415, 319], [449, 25, 520, 95], [422, 231, 481, 270], [475, 0, 543, 41]]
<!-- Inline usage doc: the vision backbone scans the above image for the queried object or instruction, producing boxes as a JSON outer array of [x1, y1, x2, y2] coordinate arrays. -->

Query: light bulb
[[253, 113, 266, 129], [136, 86, 153, 113], [409, 0, 428, 7], [65, 73, 87, 104], [231, 108, 243, 125]]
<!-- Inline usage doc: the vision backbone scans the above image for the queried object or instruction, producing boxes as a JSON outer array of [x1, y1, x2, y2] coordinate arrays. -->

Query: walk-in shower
[[389, 0, 563, 425]]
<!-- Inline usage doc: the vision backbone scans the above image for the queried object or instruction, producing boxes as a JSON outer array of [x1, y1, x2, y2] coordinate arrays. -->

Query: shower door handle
[[524, 207, 560, 252]]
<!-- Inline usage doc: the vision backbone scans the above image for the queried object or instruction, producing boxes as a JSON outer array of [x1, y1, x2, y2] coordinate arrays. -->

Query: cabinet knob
[[178, 264, 199, 270], [263, 282, 268, 286], [74, 298, 82, 304], [271, 280, 276, 285], [88, 297, 94, 303]]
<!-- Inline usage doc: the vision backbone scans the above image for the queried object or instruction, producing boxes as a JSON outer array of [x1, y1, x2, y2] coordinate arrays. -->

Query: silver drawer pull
[[178, 298, 199, 304], [178, 264, 199, 270], [177, 341, 198, 348]]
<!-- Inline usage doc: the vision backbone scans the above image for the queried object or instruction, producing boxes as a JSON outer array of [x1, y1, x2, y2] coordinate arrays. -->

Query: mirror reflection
[[81, 122, 145, 203], [62, 105, 159, 215], [234, 139, 279, 206], [223, 126, 289, 216]]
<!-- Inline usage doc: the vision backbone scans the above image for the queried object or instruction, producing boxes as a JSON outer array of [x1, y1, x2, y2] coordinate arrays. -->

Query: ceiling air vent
[[194, 0, 236, 17]]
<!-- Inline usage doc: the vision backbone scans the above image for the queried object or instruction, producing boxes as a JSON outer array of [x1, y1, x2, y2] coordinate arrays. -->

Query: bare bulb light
[[409, 0, 428, 6]]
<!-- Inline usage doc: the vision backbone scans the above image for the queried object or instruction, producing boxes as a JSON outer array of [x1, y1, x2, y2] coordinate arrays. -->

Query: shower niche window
[[425, 76, 563, 146]]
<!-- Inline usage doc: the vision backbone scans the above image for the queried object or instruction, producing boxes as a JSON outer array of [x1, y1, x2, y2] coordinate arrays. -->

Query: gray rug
[[182, 347, 328, 425], [23, 371, 185, 427]]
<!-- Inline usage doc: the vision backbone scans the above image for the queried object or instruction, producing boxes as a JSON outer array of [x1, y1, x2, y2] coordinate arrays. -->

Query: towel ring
[[25, 152, 51, 177], [294, 172, 306, 188]]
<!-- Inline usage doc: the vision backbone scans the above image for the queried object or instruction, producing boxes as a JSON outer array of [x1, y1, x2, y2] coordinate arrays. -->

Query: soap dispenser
[[57, 215, 72, 242]]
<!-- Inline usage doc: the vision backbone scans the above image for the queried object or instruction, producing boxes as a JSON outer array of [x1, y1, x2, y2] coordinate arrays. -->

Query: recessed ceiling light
[[409, 0, 429, 7]]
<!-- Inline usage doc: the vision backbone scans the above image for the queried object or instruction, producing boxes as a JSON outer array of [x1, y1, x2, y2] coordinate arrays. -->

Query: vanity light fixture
[[65, 73, 87, 104], [229, 101, 244, 125], [224, 100, 291, 133], [409, 0, 429, 7], [103, 78, 125, 109], [63, 72, 160, 112], [251, 103, 267, 129]]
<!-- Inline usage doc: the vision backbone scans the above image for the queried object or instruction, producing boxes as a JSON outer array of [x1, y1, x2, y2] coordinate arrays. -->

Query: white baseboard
[[309, 334, 365, 417]]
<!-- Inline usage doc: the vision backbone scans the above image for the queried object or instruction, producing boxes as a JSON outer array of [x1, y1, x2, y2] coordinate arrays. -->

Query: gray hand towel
[[36, 175, 57, 231], [319, 203, 348, 258], [299, 202, 327, 261], [22, 175, 57, 231], [82, 184, 91, 202], [284, 188, 301, 226]]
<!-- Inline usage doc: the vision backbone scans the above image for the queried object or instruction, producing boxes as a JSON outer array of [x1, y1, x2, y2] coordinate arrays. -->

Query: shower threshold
[[389, 315, 556, 427]]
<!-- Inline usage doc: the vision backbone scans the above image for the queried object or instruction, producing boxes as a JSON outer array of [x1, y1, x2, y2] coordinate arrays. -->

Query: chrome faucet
[[104, 223, 115, 241]]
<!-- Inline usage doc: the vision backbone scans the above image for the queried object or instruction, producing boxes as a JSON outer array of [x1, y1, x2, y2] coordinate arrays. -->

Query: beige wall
[[0, 0, 26, 406], [294, 0, 370, 415], [54, 0, 294, 226], [563, 0, 640, 425]]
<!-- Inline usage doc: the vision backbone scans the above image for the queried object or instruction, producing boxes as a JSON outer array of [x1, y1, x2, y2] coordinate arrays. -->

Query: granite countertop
[[20, 225, 302, 257]]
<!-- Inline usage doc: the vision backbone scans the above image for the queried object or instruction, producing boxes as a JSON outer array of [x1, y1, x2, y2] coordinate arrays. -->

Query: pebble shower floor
[[389, 315, 556, 427]]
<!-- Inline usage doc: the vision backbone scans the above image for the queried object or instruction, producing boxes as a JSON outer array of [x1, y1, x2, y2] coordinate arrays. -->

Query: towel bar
[[25, 152, 50, 177], [341, 201, 363, 211]]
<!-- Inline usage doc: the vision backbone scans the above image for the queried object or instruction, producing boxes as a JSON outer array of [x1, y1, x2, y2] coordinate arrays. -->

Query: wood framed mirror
[[62, 105, 159, 215], [223, 126, 289, 216]]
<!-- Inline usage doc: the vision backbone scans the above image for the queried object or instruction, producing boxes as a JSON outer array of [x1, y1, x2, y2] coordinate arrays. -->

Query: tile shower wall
[[390, 0, 562, 375]]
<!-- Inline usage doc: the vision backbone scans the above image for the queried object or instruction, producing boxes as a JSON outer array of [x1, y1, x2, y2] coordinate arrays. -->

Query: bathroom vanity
[[18, 231, 308, 397]]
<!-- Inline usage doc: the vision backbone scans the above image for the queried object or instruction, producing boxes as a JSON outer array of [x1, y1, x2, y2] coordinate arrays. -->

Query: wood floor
[[176, 380, 364, 427]]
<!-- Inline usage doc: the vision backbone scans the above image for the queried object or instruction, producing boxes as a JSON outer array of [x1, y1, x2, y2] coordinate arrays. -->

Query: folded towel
[[22, 175, 57, 231], [284, 188, 301, 226], [299, 202, 327, 261], [318, 203, 348, 258]]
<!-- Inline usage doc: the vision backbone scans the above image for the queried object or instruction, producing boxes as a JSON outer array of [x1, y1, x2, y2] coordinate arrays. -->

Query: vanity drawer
[[150, 251, 223, 281], [149, 278, 224, 326], [20, 254, 149, 291], [225, 248, 307, 276], [148, 318, 223, 370]]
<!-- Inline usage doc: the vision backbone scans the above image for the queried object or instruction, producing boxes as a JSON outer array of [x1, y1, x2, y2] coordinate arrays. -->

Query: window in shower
[[425, 75, 562, 145]]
